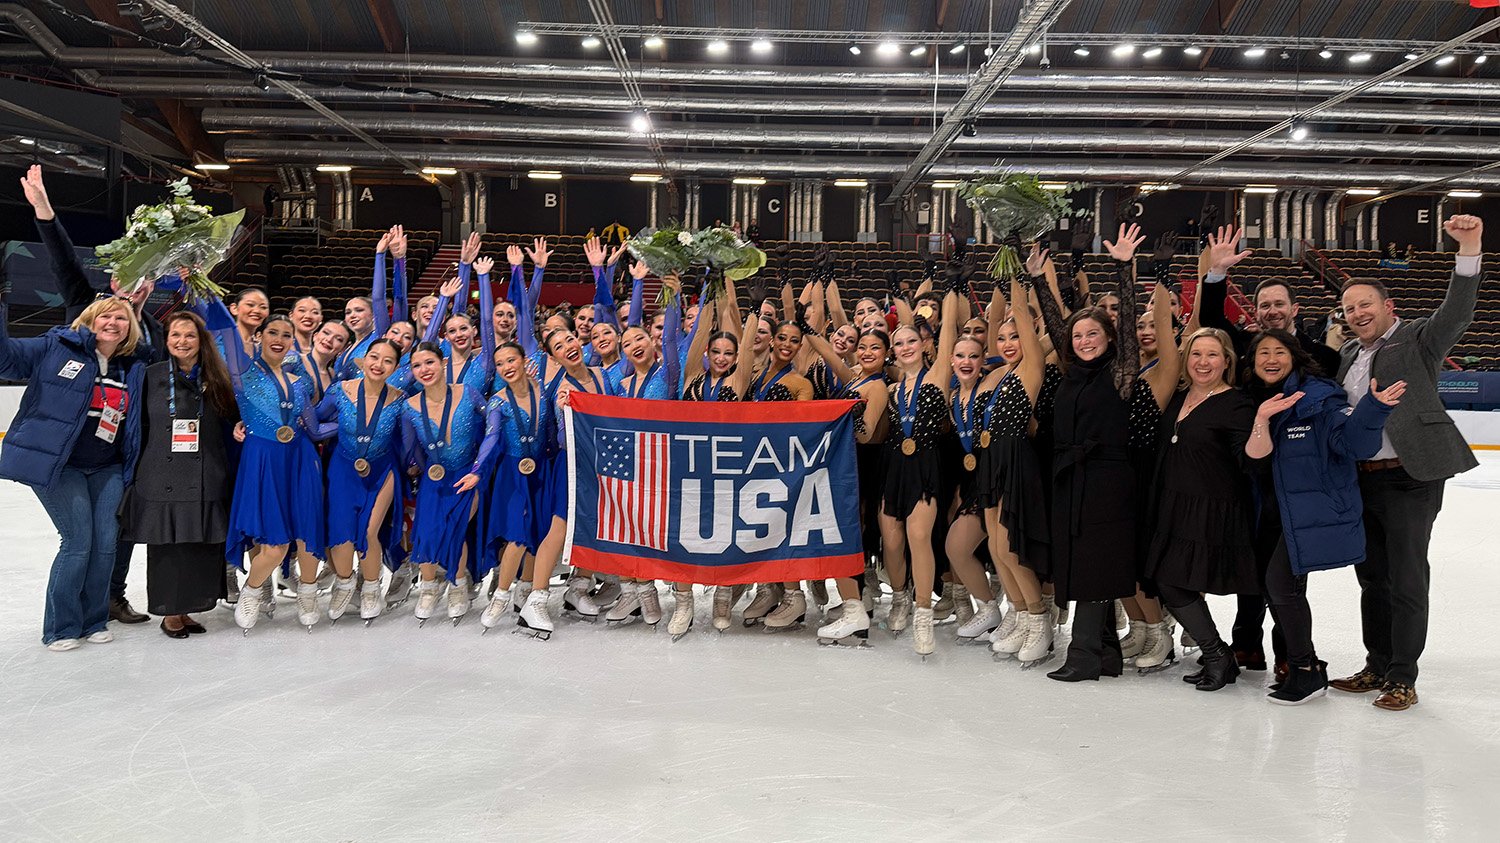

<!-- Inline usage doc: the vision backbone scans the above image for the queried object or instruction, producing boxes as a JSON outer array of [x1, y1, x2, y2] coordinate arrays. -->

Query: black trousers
[[1159, 583, 1223, 650], [111, 540, 134, 600], [1263, 538, 1316, 668], [1357, 467, 1445, 686]]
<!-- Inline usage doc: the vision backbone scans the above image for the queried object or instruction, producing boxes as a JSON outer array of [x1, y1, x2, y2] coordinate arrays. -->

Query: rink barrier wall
[[0, 386, 1497, 447]]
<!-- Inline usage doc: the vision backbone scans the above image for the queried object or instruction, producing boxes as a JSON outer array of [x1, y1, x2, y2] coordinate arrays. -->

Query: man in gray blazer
[[1330, 214, 1484, 711]]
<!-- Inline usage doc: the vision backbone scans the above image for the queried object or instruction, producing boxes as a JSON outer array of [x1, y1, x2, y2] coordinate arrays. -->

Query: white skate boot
[[637, 582, 663, 625], [414, 580, 442, 626], [817, 600, 871, 647], [956, 599, 1000, 644], [668, 590, 694, 640], [234, 581, 265, 633], [315, 562, 336, 593], [296, 582, 319, 631], [1120, 619, 1147, 659], [763, 588, 807, 633], [385, 562, 415, 610], [480, 588, 511, 633], [1017, 612, 1056, 668], [359, 581, 383, 625], [1114, 599, 1128, 633], [328, 576, 356, 622], [953, 584, 974, 625], [224, 565, 241, 605], [987, 601, 1017, 645], [448, 576, 472, 625], [885, 588, 912, 636], [932, 584, 955, 622], [259, 577, 275, 618], [991, 609, 1029, 659], [590, 575, 622, 610], [605, 581, 642, 626], [711, 584, 745, 631], [563, 576, 602, 621], [741, 583, 783, 627], [1136, 621, 1178, 674], [913, 606, 935, 659], [516, 590, 553, 640]]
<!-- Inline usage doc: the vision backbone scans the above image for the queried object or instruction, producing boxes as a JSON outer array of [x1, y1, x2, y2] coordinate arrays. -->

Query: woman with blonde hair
[[0, 294, 149, 650]]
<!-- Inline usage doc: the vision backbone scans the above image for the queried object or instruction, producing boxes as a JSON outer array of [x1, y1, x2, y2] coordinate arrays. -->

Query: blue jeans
[[34, 464, 124, 644]]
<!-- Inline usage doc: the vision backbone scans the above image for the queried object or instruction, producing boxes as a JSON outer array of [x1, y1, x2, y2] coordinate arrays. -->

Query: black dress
[[684, 373, 739, 402], [951, 385, 993, 517], [881, 377, 947, 519], [1143, 389, 1259, 595], [118, 362, 235, 615], [973, 370, 1051, 571]]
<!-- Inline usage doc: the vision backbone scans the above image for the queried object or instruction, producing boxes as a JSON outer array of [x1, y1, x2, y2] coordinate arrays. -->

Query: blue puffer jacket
[[1262, 371, 1394, 575], [0, 300, 148, 488]]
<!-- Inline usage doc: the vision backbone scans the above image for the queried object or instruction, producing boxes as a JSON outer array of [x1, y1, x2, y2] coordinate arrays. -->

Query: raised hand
[[1103, 222, 1145, 263], [506, 245, 524, 267], [1443, 214, 1484, 256], [608, 243, 629, 266], [473, 256, 495, 275], [1371, 378, 1407, 406], [439, 275, 462, 299], [376, 228, 392, 254], [459, 231, 482, 265], [389, 224, 407, 259], [661, 272, 681, 294], [1205, 224, 1253, 274], [583, 236, 606, 267], [20, 165, 54, 220], [1256, 390, 1303, 423], [1025, 244, 1051, 277], [527, 237, 554, 269], [629, 259, 650, 281]]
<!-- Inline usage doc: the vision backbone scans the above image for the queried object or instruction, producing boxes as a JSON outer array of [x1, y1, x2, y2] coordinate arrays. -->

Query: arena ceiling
[[4, 0, 1500, 192]]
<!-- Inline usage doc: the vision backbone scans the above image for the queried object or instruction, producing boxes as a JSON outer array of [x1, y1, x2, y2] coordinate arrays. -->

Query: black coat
[[37, 217, 165, 361], [118, 361, 236, 545], [1197, 274, 1341, 377]]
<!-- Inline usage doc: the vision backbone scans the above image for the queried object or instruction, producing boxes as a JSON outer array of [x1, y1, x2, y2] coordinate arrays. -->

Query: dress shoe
[[1234, 649, 1267, 671], [1047, 663, 1101, 682], [160, 620, 190, 640], [1372, 682, 1419, 711], [1193, 642, 1240, 692], [109, 596, 149, 624], [1329, 668, 1385, 694], [181, 617, 207, 634]]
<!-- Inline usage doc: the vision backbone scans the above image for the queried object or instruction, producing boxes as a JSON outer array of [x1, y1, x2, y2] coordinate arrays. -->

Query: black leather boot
[[1194, 641, 1241, 692], [1101, 611, 1125, 677], [1048, 601, 1106, 682]]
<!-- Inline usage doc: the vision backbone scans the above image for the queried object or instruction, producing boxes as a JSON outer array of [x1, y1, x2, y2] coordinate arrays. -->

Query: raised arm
[[371, 226, 399, 337], [826, 278, 849, 330], [455, 231, 481, 308], [1032, 262, 1071, 361], [475, 256, 497, 377], [780, 282, 797, 328], [1012, 268, 1046, 400], [661, 275, 684, 396], [585, 237, 625, 330], [929, 289, 961, 396], [525, 237, 552, 313], [986, 283, 1008, 358], [1198, 225, 1252, 343], [683, 299, 716, 385], [1143, 281, 1181, 409], [390, 229, 409, 331], [807, 281, 828, 336], [719, 275, 742, 337], [803, 330, 859, 386], [1422, 215, 1485, 360], [730, 312, 758, 399], [626, 259, 648, 328]]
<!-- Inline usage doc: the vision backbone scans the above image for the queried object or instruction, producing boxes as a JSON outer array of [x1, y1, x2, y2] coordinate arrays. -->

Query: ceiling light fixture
[[848, 45, 862, 55], [707, 40, 729, 55], [1184, 46, 1203, 56], [421, 167, 458, 176], [1349, 52, 1373, 64], [910, 45, 928, 57], [1142, 47, 1163, 59], [1244, 186, 1279, 194], [581, 36, 601, 49], [948, 44, 966, 55], [1244, 47, 1267, 58], [1475, 55, 1488, 65], [1074, 47, 1091, 56], [1404, 52, 1420, 60], [1448, 190, 1483, 198], [834, 179, 869, 188], [515, 31, 538, 46], [630, 173, 663, 183], [316, 164, 352, 173], [877, 41, 900, 56], [1319, 49, 1334, 59], [1346, 188, 1383, 196], [984, 46, 994, 57], [195, 162, 230, 171], [528, 170, 563, 180], [1027, 43, 1042, 55], [1111, 43, 1135, 57], [643, 35, 664, 49], [960, 119, 978, 138], [732, 176, 767, 185], [630, 113, 651, 133], [1289, 121, 1310, 141], [751, 39, 773, 54], [18, 137, 35, 145], [1435, 55, 1456, 66]]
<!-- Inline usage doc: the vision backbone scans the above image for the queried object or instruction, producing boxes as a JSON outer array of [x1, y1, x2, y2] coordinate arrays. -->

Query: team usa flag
[[564, 392, 864, 585]]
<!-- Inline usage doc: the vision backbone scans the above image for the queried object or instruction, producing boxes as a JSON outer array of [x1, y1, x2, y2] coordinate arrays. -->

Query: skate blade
[[512, 628, 551, 641], [670, 629, 691, 642], [991, 650, 1018, 662], [956, 632, 997, 645], [1137, 661, 1177, 675], [818, 631, 871, 648], [762, 622, 805, 634], [363, 619, 374, 627], [1020, 652, 1058, 669], [741, 616, 768, 628], [564, 609, 601, 623], [606, 615, 641, 627]]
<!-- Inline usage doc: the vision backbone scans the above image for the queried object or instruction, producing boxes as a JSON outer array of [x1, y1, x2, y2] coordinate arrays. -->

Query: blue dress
[[225, 359, 327, 562], [539, 366, 606, 522], [480, 382, 556, 562], [313, 382, 408, 564], [401, 386, 492, 582]]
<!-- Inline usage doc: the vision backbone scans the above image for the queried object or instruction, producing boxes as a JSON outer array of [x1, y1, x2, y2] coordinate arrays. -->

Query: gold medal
[[901, 437, 916, 456], [518, 457, 536, 476], [427, 464, 446, 482], [353, 458, 371, 477], [963, 453, 977, 472], [275, 425, 295, 443], [979, 430, 992, 449]]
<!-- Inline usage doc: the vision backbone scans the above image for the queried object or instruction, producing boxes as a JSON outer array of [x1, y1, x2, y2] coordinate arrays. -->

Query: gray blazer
[[1337, 270, 1481, 482]]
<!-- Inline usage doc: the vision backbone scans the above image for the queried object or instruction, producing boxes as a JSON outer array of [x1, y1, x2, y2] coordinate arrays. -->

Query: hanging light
[[1142, 47, 1163, 59], [515, 31, 538, 46], [1183, 46, 1203, 56], [1289, 120, 1310, 141], [1243, 47, 1267, 58], [581, 36, 601, 49], [643, 35, 664, 49], [751, 39, 773, 54], [1074, 47, 1091, 56], [707, 40, 729, 55], [630, 113, 651, 133], [948, 44, 966, 55]]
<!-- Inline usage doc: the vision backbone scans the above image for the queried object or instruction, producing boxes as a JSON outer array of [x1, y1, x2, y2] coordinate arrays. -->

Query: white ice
[[2, 456, 1499, 842]]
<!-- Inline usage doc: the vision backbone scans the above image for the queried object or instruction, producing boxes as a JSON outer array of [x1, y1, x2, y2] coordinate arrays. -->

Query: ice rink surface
[[2, 457, 1499, 842]]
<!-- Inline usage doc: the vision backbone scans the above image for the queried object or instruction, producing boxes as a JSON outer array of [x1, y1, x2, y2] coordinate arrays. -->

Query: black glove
[[793, 301, 813, 336]]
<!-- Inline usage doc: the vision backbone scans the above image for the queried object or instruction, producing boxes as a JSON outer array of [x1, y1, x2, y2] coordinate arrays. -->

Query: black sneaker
[[109, 596, 149, 624], [1268, 661, 1328, 706]]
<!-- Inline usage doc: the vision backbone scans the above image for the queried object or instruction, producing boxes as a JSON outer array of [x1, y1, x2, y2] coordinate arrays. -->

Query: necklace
[[1172, 386, 1221, 444]]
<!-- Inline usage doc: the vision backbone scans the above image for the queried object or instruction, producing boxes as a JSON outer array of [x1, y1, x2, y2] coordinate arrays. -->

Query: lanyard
[[897, 368, 927, 442], [980, 368, 1014, 432], [504, 384, 540, 458], [355, 381, 389, 461], [752, 364, 792, 401], [627, 363, 660, 398], [952, 386, 980, 454], [299, 353, 328, 399], [702, 373, 728, 402], [565, 370, 603, 394], [843, 373, 883, 398], [419, 386, 454, 462], [448, 352, 474, 386], [166, 366, 201, 421], [257, 359, 294, 428]]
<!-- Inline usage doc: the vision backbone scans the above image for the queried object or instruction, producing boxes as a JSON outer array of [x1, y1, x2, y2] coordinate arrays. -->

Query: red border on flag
[[569, 391, 856, 424], [569, 546, 864, 586]]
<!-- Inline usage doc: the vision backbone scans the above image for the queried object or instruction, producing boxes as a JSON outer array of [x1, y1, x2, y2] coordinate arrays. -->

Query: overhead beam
[[1197, 0, 1250, 71], [364, 0, 408, 53], [884, 0, 1075, 204]]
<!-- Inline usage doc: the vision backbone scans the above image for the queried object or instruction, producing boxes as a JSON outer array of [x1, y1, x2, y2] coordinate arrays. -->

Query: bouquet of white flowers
[[959, 174, 1084, 280], [95, 178, 245, 301], [628, 224, 766, 306]]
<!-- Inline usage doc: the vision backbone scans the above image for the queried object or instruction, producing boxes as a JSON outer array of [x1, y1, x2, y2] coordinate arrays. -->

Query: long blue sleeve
[[423, 293, 452, 345], [399, 409, 423, 471], [515, 278, 538, 359], [471, 400, 503, 474], [308, 386, 341, 441], [593, 265, 619, 329], [528, 266, 545, 312], [391, 256, 408, 328], [507, 264, 526, 310], [371, 252, 391, 337], [663, 300, 683, 398], [677, 298, 701, 373], [455, 261, 472, 315], [477, 271, 496, 379], [627, 274, 644, 328]]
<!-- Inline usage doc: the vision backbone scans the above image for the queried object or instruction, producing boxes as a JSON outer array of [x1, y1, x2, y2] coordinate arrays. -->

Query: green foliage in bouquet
[[630, 224, 767, 307], [625, 226, 695, 278], [95, 178, 245, 301], [959, 174, 1085, 280]]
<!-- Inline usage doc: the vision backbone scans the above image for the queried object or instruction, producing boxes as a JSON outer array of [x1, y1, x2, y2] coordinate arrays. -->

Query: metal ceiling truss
[[582, 0, 671, 176]]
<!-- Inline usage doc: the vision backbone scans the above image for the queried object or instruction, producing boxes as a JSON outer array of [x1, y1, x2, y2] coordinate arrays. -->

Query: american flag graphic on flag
[[594, 428, 671, 550]]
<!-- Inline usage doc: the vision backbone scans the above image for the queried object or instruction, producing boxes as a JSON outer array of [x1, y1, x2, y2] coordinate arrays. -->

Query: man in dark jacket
[[22, 165, 161, 625], [1329, 214, 1484, 712], [1196, 225, 1342, 376]]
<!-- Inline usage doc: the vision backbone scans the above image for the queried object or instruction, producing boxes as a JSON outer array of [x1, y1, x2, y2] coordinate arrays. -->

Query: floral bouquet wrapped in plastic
[[688, 225, 765, 303], [958, 174, 1083, 280], [94, 178, 245, 302], [626, 226, 695, 278]]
